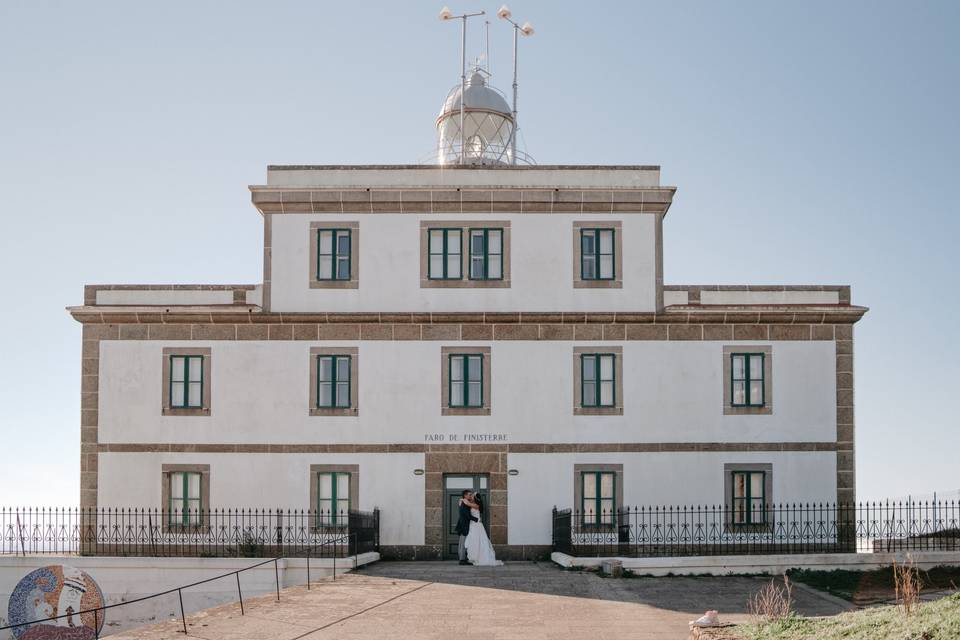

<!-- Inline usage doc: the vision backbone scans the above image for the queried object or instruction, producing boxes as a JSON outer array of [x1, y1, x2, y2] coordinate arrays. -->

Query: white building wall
[[506, 452, 838, 545], [268, 213, 658, 313], [98, 339, 836, 445], [98, 453, 425, 546]]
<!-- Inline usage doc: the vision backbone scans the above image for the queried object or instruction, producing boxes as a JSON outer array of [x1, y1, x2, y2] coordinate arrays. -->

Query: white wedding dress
[[465, 508, 503, 566]]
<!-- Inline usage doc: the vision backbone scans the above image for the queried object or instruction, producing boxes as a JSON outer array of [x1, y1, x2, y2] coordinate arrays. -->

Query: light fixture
[[508, 469, 520, 476], [439, 6, 453, 20], [520, 21, 534, 36], [496, 4, 511, 20], [413, 469, 425, 476]]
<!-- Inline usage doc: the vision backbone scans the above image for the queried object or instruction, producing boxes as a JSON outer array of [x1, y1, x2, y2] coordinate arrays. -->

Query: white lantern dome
[[436, 71, 527, 165]]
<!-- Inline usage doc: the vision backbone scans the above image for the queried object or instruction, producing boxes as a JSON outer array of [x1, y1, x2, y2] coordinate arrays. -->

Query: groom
[[455, 489, 479, 565]]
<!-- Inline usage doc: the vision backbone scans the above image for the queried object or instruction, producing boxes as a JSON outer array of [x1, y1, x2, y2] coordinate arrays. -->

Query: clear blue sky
[[1, 1, 957, 504]]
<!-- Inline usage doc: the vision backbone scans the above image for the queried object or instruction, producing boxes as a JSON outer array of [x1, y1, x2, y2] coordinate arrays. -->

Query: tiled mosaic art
[[6, 565, 105, 639]]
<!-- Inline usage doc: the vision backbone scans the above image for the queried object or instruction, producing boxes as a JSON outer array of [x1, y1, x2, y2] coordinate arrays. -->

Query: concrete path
[[112, 561, 850, 639]]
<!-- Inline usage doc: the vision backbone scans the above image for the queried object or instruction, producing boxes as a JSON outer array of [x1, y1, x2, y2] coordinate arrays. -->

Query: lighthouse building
[[70, 67, 865, 559]]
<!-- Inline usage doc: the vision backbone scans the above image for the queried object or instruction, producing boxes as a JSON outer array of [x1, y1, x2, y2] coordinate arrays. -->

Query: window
[[316, 229, 352, 281], [723, 463, 772, 530], [428, 228, 462, 279], [731, 353, 765, 407], [581, 471, 616, 526], [722, 346, 773, 415], [309, 221, 358, 289], [317, 355, 351, 408], [573, 347, 623, 415], [573, 221, 622, 289], [309, 347, 359, 416], [310, 464, 358, 530], [468, 228, 503, 280], [449, 354, 483, 407], [441, 346, 491, 415], [170, 355, 203, 408], [731, 470, 766, 525], [161, 464, 210, 531], [581, 354, 616, 408], [580, 229, 615, 280], [162, 348, 211, 416], [168, 471, 202, 526], [421, 222, 510, 288], [317, 471, 351, 525]]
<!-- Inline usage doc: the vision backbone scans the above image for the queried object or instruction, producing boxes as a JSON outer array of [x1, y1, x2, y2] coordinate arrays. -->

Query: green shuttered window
[[732, 470, 766, 525], [317, 472, 351, 525], [317, 355, 351, 408], [168, 471, 202, 526], [581, 471, 616, 526], [580, 228, 615, 280], [170, 355, 203, 408], [316, 229, 352, 280], [581, 354, 616, 407], [731, 353, 765, 407], [449, 354, 483, 408]]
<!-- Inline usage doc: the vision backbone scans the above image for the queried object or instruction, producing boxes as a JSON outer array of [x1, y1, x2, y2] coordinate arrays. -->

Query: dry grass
[[893, 556, 922, 615], [747, 575, 794, 623]]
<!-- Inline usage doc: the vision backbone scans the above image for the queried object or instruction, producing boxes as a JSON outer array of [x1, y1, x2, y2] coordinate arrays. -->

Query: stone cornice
[[67, 306, 868, 327], [248, 186, 677, 215]]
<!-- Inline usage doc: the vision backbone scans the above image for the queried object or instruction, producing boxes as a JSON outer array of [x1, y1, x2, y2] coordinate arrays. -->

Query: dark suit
[[456, 500, 479, 561]]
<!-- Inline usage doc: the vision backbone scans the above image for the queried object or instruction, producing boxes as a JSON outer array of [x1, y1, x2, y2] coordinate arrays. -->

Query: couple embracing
[[455, 490, 503, 566]]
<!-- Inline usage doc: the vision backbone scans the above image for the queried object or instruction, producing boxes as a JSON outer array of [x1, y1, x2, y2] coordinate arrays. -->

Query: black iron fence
[[552, 500, 960, 557], [1, 507, 379, 557]]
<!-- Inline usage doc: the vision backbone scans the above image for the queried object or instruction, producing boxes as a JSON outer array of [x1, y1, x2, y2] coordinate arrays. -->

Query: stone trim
[[419, 221, 511, 288], [161, 347, 212, 416], [380, 544, 551, 561], [654, 213, 664, 311], [664, 284, 852, 306], [573, 463, 624, 532], [308, 221, 359, 289], [308, 347, 359, 416], [440, 346, 492, 416], [250, 187, 676, 216], [96, 441, 840, 454], [573, 346, 624, 415], [836, 326, 855, 505], [572, 221, 623, 289], [722, 346, 774, 416], [424, 451, 507, 548], [723, 462, 774, 533], [69, 309, 868, 328], [309, 464, 359, 531], [262, 214, 272, 311], [161, 463, 211, 533]]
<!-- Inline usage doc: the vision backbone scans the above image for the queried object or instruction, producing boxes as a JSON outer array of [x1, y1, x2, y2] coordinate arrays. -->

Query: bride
[[463, 493, 503, 566]]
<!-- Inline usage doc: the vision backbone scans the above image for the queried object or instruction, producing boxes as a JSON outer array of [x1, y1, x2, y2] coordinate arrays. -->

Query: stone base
[[379, 544, 551, 561]]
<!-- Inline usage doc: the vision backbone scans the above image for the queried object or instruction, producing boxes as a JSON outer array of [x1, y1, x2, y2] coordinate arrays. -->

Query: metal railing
[[0, 529, 372, 638], [1, 507, 379, 557], [552, 500, 960, 557]]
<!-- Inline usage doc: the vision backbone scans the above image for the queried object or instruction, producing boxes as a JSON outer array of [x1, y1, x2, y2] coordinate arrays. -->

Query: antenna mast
[[440, 7, 486, 165], [497, 6, 534, 165]]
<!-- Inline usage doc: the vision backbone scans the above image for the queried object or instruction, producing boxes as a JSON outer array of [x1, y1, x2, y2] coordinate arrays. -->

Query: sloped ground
[[109, 561, 849, 639]]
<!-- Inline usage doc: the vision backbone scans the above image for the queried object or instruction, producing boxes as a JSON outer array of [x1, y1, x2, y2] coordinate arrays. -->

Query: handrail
[[0, 531, 363, 637]]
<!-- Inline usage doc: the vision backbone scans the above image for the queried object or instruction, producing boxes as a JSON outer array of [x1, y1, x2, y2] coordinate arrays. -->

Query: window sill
[[310, 407, 359, 417], [422, 279, 511, 289], [574, 406, 624, 416], [310, 280, 359, 289], [723, 405, 772, 416], [442, 406, 491, 416], [162, 407, 211, 417], [574, 279, 623, 289]]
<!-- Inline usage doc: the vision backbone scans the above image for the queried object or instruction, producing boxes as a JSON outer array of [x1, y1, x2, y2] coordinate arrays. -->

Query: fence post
[[274, 558, 280, 601], [306, 546, 311, 590], [236, 572, 244, 615], [178, 588, 187, 635], [94, 607, 99, 639]]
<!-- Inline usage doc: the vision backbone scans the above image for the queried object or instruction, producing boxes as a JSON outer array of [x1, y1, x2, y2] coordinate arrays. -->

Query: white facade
[[73, 165, 865, 559]]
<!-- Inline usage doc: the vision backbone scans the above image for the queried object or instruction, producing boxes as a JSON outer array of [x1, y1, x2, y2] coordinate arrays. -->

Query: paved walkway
[[112, 561, 850, 640]]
